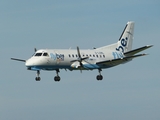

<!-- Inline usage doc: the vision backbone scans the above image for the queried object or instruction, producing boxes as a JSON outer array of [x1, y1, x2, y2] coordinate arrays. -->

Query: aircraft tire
[[96, 75, 103, 80], [35, 77, 41, 81], [54, 76, 60, 82]]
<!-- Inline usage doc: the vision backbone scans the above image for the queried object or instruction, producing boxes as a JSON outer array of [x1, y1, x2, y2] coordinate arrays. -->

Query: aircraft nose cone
[[25, 59, 34, 67]]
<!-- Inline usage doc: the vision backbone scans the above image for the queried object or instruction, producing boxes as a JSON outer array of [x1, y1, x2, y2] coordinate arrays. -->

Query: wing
[[124, 45, 153, 56], [96, 54, 147, 67], [11, 58, 26, 62]]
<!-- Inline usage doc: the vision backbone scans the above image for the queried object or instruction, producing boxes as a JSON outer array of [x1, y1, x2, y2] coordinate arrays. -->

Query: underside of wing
[[96, 54, 147, 67], [124, 45, 153, 56]]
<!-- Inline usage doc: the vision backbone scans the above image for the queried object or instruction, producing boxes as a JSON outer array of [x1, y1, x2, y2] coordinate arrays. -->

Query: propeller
[[71, 47, 89, 62], [71, 46, 89, 72]]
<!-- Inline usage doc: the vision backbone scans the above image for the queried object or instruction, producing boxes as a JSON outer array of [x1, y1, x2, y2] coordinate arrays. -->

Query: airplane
[[11, 21, 153, 82]]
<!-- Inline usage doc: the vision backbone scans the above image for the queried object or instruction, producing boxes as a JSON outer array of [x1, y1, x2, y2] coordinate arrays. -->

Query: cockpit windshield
[[34, 52, 49, 57], [43, 53, 49, 56], [35, 53, 42, 56]]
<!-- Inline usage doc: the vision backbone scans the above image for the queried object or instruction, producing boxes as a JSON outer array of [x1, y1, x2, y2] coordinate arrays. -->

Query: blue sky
[[0, 0, 160, 120]]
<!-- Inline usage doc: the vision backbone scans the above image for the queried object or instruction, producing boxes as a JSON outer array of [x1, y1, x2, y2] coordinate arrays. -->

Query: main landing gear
[[54, 69, 61, 82], [96, 69, 103, 80]]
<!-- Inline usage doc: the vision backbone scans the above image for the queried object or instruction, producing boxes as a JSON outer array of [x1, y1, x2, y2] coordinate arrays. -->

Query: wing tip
[[146, 45, 153, 48]]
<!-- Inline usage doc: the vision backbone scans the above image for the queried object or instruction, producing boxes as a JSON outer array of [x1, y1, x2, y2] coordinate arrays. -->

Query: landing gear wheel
[[54, 76, 60, 82], [35, 70, 41, 81], [54, 69, 60, 82], [35, 77, 41, 81], [96, 69, 103, 80], [96, 75, 103, 80]]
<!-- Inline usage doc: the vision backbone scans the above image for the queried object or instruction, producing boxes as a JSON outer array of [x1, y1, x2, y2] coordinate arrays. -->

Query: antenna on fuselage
[[34, 48, 37, 52]]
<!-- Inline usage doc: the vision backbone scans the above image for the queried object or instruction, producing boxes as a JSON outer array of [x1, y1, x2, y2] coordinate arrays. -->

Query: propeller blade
[[81, 57, 89, 60], [77, 46, 81, 59], [80, 69, 82, 73], [80, 62, 83, 67], [70, 59, 79, 63], [11, 58, 26, 62], [71, 46, 89, 64]]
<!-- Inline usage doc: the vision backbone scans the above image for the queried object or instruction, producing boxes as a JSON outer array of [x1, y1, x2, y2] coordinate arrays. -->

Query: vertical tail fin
[[116, 21, 134, 53]]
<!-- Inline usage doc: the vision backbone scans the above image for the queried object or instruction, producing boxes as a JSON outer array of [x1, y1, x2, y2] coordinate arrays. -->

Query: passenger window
[[103, 55, 105, 58], [96, 55, 98, 57], [93, 55, 95, 57], [72, 54, 74, 57], [35, 53, 42, 56], [69, 54, 71, 57]]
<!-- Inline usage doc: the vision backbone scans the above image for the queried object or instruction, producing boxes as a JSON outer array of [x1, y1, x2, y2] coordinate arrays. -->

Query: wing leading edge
[[11, 58, 26, 62], [124, 45, 153, 56]]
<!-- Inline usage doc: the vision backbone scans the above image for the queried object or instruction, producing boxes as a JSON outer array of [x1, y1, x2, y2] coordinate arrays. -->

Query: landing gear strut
[[96, 69, 103, 80], [54, 69, 61, 82], [35, 70, 41, 81]]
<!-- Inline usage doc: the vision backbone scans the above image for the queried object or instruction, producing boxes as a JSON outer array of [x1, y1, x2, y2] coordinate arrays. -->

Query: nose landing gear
[[35, 70, 41, 81]]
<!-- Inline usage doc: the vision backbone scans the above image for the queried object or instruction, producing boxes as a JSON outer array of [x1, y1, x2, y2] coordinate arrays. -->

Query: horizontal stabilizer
[[124, 45, 153, 56], [11, 58, 26, 62], [96, 54, 147, 67]]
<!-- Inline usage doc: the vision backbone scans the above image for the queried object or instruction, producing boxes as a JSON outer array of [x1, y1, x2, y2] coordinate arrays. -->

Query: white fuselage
[[25, 48, 124, 71]]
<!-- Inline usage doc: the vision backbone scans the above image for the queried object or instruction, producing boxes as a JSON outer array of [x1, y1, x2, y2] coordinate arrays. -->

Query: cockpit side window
[[43, 52, 49, 56], [35, 53, 42, 56]]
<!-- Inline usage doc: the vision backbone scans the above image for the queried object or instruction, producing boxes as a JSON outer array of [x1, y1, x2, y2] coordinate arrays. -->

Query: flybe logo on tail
[[116, 37, 128, 52]]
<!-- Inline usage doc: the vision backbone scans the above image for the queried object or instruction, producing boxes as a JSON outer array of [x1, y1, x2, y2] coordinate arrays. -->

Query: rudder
[[116, 21, 134, 53]]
